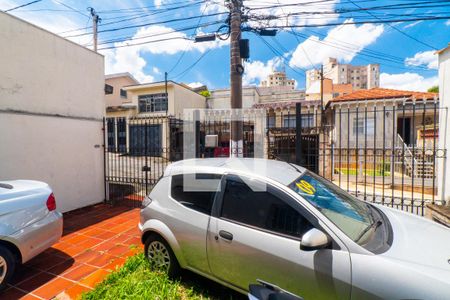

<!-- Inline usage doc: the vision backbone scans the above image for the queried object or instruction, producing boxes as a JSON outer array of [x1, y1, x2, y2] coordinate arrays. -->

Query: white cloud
[[202, 0, 339, 27], [446, 20, 450, 26], [243, 57, 283, 85], [0, 2, 92, 46], [405, 50, 438, 70], [403, 21, 422, 29], [103, 47, 155, 83], [101, 24, 227, 83], [153, 67, 161, 74], [129, 25, 226, 55], [187, 82, 204, 89], [154, 0, 163, 8], [380, 72, 438, 92], [289, 19, 384, 69]]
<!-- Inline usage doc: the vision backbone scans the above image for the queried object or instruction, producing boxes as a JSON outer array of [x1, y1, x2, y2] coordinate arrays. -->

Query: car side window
[[171, 173, 221, 215], [221, 175, 313, 238]]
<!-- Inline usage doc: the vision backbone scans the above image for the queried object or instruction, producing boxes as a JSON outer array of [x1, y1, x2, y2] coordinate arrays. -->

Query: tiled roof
[[253, 100, 320, 109], [331, 88, 438, 102]]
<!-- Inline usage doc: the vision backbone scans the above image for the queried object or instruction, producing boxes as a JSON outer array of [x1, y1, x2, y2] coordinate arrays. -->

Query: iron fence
[[104, 100, 446, 215]]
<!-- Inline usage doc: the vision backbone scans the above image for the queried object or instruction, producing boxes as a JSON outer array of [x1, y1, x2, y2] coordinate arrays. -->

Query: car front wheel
[[0, 246, 16, 291], [144, 235, 180, 278]]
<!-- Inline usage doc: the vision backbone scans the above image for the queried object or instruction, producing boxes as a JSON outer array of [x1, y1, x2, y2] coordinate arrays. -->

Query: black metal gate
[[104, 100, 446, 215], [103, 116, 182, 207]]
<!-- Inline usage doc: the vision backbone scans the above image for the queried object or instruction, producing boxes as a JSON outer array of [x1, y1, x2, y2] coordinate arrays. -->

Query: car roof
[[164, 158, 306, 186]]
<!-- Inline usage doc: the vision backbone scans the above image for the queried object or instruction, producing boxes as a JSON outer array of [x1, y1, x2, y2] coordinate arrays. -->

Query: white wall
[[0, 12, 105, 212], [437, 48, 450, 202], [0, 114, 104, 212]]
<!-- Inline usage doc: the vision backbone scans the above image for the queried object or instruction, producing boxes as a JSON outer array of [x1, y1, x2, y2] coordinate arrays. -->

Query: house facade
[[0, 12, 105, 212], [328, 88, 439, 186], [105, 79, 206, 160]]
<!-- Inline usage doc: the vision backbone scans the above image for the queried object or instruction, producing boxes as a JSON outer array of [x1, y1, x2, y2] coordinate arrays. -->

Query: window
[[283, 115, 296, 128], [353, 116, 375, 136], [288, 172, 373, 243], [221, 176, 313, 238], [120, 89, 127, 99], [283, 115, 314, 128], [268, 115, 276, 128], [171, 174, 221, 215], [138, 93, 168, 113]]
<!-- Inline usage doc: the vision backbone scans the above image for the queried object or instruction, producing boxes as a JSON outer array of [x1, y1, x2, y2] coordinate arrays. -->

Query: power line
[[98, 36, 191, 51], [167, 0, 211, 75], [252, 15, 450, 30], [4, 0, 42, 12], [86, 19, 225, 48], [255, 33, 306, 78], [172, 49, 212, 80], [59, 0, 207, 35], [346, 0, 438, 50], [53, 0, 89, 18], [64, 11, 228, 38]]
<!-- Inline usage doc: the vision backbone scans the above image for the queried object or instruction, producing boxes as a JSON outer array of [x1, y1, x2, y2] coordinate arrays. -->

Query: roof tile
[[331, 88, 438, 102]]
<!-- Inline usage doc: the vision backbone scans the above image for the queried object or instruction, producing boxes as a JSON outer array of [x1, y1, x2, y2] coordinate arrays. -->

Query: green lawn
[[82, 253, 243, 300], [336, 168, 390, 177]]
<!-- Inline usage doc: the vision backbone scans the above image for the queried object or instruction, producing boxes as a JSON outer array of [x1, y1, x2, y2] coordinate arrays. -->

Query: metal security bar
[[104, 101, 446, 215], [266, 99, 447, 216], [103, 115, 184, 207]]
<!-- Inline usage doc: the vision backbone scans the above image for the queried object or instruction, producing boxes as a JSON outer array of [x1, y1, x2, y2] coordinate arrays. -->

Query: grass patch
[[81, 251, 242, 299], [336, 168, 390, 177], [82, 253, 213, 300]]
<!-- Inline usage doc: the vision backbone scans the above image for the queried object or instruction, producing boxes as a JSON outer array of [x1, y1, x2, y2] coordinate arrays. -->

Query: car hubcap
[[147, 241, 170, 272], [0, 256, 7, 284]]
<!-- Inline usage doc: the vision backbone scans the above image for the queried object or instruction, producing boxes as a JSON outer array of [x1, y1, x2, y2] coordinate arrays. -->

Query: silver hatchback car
[[139, 158, 450, 299]]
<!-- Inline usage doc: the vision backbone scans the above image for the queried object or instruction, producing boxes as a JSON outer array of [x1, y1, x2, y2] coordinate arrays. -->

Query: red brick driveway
[[1, 203, 142, 300]]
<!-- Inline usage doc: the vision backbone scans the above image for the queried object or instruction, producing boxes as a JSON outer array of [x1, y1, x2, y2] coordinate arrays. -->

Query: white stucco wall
[[437, 47, 450, 202], [0, 12, 105, 212]]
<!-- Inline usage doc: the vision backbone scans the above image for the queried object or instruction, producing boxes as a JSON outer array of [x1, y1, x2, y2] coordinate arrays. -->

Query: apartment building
[[306, 57, 380, 90], [260, 70, 296, 90]]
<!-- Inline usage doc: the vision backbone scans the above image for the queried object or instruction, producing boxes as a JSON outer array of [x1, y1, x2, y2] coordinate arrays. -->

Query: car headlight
[[141, 196, 153, 208]]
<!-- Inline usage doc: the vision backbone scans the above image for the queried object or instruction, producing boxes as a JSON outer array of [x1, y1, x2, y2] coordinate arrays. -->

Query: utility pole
[[320, 64, 324, 110], [165, 72, 168, 116], [229, 0, 243, 157], [88, 7, 101, 52]]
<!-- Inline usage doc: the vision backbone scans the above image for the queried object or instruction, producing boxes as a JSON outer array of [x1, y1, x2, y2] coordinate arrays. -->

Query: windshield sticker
[[289, 173, 367, 222], [295, 180, 316, 195]]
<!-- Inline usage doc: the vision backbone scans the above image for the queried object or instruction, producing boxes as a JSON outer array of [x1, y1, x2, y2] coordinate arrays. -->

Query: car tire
[[144, 234, 180, 278], [0, 246, 16, 291]]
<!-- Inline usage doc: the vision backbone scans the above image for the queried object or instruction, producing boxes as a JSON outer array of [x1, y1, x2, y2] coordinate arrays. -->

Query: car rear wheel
[[0, 247, 16, 291], [144, 235, 180, 278]]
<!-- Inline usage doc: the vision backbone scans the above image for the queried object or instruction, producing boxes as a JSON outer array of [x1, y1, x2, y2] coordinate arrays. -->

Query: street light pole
[[229, 0, 243, 157]]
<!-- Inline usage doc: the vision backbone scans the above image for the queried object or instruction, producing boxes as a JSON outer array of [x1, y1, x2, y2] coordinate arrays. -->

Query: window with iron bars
[[283, 114, 314, 128], [138, 93, 168, 113], [353, 116, 375, 136]]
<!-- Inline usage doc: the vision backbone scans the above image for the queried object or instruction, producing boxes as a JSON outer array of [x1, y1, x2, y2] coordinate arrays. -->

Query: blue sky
[[1, 0, 449, 91]]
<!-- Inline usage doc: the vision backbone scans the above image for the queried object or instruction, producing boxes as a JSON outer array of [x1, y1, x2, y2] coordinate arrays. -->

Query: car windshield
[[288, 172, 375, 243]]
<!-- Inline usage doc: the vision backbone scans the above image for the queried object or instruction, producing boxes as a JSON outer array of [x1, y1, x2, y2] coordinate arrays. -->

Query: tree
[[428, 86, 439, 93], [199, 90, 211, 98]]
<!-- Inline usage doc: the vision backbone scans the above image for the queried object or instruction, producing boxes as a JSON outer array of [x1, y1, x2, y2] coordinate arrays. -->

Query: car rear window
[[171, 174, 222, 215]]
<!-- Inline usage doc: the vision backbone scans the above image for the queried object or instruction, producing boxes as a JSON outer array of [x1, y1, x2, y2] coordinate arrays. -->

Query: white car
[[140, 158, 450, 299], [0, 180, 63, 290]]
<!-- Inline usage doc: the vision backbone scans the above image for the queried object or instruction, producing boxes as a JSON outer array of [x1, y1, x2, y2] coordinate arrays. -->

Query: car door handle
[[219, 230, 233, 241]]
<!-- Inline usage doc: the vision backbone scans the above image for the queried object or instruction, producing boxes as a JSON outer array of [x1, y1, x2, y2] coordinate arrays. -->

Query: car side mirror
[[300, 228, 330, 251]]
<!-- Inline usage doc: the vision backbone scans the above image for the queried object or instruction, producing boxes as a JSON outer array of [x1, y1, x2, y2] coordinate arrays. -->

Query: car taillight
[[46, 193, 56, 211]]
